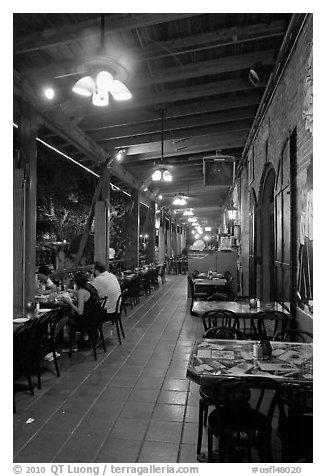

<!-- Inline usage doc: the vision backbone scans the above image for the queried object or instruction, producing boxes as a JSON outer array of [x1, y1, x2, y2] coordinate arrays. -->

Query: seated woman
[[62, 271, 100, 350], [35, 265, 57, 295]]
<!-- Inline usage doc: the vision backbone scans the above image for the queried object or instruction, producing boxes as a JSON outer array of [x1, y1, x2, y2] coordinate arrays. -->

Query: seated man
[[35, 265, 57, 295], [91, 261, 121, 318]]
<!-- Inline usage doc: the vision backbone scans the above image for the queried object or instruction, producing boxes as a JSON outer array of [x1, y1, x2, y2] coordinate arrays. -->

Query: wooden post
[[18, 106, 38, 308], [158, 225, 166, 264], [74, 155, 111, 266], [94, 168, 110, 266], [124, 189, 139, 269], [145, 201, 156, 264]]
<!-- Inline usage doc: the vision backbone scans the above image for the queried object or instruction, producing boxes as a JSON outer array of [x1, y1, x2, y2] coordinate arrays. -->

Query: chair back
[[206, 293, 230, 302], [187, 276, 195, 299], [115, 293, 123, 315], [234, 296, 250, 303], [203, 326, 245, 340], [273, 329, 313, 343], [251, 310, 288, 340], [202, 309, 239, 332]]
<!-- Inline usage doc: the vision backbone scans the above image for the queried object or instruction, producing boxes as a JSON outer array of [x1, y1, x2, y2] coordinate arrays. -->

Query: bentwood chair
[[207, 377, 278, 462], [34, 309, 66, 389], [205, 293, 231, 302], [276, 382, 313, 462], [13, 318, 38, 401], [103, 294, 126, 345], [250, 311, 288, 341], [202, 309, 239, 333], [273, 329, 313, 343], [203, 326, 245, 340], [159, 263, 166, 284], [68, 301, 106, 360], [187, 276, 209, 316], [196, 324, 243, 460]]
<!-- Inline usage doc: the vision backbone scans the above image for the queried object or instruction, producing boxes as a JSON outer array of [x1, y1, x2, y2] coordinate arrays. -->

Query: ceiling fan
[[68, 14, 132, 107]]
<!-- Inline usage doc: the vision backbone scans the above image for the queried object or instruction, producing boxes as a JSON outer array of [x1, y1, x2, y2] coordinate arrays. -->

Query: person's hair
[[38, 265, 52, 276], [74, 271, 89, 288], [94, 261, 106, 274]]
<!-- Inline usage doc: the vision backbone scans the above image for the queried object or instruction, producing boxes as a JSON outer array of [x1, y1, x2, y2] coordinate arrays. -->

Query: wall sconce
[[227, 205, 237, 221]]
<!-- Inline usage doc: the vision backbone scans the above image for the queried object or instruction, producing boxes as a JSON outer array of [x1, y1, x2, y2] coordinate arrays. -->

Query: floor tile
[[182, 422, 205, 445], [145, 420, 183, 443], [121, 401, 155, 419], [137, 441, 179, 463], [109, 418, 148, 440], [162, 378, 189, 392], [157, 390, 188, 405], [185, 405, 199, 423], [151, 404, 185, 422], [135, 376, 164, 389], [110, 374, 139, 388], [127, 388, 160, 403], [95, 438, 142, 463], [178, 444, 200, 463]]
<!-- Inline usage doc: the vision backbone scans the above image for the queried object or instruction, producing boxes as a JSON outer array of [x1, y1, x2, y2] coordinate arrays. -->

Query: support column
[[166, 219, 172, 258], [145, 201, 155, 265], [171, 223, 177, 257], [124, 189, 139, 269], [18, 106, 38, 308], [158, 226, 166, 264], [94, 169, 110, 266]]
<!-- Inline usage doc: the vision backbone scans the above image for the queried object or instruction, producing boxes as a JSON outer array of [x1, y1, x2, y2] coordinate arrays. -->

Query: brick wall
[[238, 15, 313, 328]]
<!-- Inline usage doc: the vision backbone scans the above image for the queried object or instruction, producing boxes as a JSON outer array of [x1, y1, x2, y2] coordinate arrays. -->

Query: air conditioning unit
[[203, 156, 235, 187]]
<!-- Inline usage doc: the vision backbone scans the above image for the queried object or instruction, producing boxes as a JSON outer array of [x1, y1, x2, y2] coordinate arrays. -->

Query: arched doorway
[[249, 188, 257, 297], [258, 165, 276, 302]]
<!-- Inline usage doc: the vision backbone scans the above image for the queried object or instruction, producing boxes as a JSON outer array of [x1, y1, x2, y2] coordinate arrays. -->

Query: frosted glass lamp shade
[[162, 170, 172, 182], [111, 79, 132, 100], [72, 76, 96, 96], [96, 71, 114, 92]]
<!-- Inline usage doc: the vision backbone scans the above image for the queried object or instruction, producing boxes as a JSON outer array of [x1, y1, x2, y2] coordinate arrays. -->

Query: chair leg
[[203, 403, 209, 426], [197, 398, 205, 455], [52, 348, 60, 378], [118, 318, 125, 338], [99, 326, 106, 352], [115, 321, 122, 345], [89, 331, 97, 360], [207, 427, 214, 462]]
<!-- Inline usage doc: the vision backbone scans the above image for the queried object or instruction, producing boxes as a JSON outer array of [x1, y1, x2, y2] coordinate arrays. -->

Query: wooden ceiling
[[13, 13, 292, 229]]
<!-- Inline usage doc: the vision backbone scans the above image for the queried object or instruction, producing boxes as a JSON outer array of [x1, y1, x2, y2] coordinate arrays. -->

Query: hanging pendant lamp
[[151, 110, 172, 182]]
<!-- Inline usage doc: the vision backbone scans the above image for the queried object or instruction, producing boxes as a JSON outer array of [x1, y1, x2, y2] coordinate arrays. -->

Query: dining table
[[187, 338, 313, 386], [192, 300, 288, 317]]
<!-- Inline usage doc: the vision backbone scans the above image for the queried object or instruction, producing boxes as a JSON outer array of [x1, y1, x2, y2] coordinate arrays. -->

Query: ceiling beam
[[81, 92, 261, 130], [80, 77, 262, 116], [117, 132, 248, 157], [87, 106, 256, 141], [14, 13, 200, 54], [17, 20, 286, 81], [96, 119, 252, 148], [133, 50, 275, 87]]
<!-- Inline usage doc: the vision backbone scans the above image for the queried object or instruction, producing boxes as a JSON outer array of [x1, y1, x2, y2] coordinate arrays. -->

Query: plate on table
[[37, 308, 53, 314], [13, 317, 30, 323]]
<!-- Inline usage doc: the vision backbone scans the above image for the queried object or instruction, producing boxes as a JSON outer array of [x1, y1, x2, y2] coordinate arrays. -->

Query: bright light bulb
[[111, 79, 132, 100], [72, 76, 96, 96], [44, 88, 55, 100], [152, 170, 162, 181], [162, 170, 172, 182], [158, 195, 163, 200], [92, 90, 109, 106], [96, 71, 114, 92]]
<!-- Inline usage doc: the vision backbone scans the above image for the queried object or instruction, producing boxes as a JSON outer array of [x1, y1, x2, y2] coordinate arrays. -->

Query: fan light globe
[[72, 76, 96, 96], [162, 170, 172, 182], [96, 71, 114, 92], [111, 79, 132, 101], [152, 170, 162, 181]]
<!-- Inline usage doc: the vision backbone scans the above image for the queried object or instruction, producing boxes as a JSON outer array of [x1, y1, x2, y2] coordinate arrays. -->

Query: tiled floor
[[13, 275, 281, 463]]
